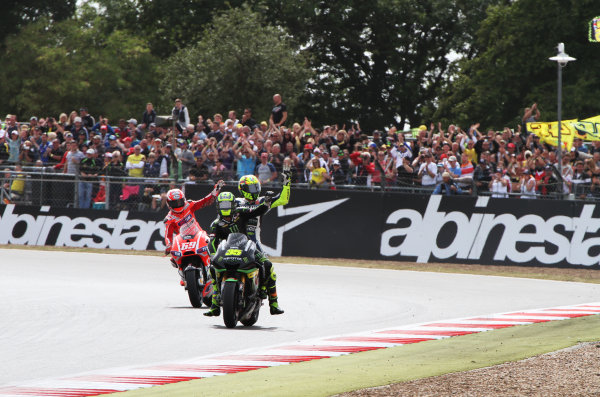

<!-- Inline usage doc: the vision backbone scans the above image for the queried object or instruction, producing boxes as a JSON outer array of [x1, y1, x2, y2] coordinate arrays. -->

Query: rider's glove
[[164, 246, 171, 256], [211, 180, 225, 197], [282, 170, 292, 185]]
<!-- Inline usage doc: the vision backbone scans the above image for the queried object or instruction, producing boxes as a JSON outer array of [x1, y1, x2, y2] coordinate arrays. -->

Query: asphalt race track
[[1, 248, 599, 386]]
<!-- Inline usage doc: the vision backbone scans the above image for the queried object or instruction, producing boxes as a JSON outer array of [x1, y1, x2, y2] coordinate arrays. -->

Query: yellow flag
[[545, 120, 577, 150], [571, 116, 600, 141], [528, 120, 577, 150]]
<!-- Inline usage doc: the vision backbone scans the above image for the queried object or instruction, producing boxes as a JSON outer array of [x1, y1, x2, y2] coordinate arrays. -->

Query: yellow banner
[[570, 115, 600, 141], [527, 119, 577, 150]]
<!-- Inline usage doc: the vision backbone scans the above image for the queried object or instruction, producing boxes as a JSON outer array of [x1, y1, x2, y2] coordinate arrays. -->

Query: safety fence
[[0, 166, 590, 211], [2, 190, 600, 269]]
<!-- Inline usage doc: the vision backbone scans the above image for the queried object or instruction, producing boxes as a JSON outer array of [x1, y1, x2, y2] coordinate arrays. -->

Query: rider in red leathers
[[164, 180, 224, 256]]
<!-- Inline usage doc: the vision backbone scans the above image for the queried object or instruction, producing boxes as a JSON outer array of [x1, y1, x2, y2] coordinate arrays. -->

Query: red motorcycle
[[170, 230, 214, 308]]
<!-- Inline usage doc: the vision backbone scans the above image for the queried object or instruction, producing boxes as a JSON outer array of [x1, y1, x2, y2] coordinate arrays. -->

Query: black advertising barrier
[[1, 186, 600, 268], [184, 185, 600, 268]]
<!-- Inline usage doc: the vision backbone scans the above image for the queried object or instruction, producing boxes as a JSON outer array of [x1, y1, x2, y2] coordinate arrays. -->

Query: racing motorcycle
[[170, 230, 213, 308], [212, 233, 262, 328]]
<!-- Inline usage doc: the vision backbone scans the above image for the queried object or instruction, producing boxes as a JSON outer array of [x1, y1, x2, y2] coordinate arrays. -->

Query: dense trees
[[0, 11, 160, 120], [1, 0, 599, 129], [160, 6, 311, 122], [432, 0, 600, 129]]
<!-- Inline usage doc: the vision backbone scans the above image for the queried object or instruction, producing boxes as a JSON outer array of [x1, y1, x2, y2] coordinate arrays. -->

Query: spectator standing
[[269, 94, 287, 127], [8, 131, 20, 163], [46, 139, 65, 166], [71, 117, 89, 142], [177, 140, 195, 178], [79, 149, 99, 209], [473, 152, 494, 192], [125, 145, 146, 178], [64, 141, 84, 175], [141, 103, 156, 130], [396, 156, 414, 186], [444, 155, 461, 178], [189, 156, 209, 182], [522, 103, 540, 135], [79, 107, 95, 130], [241, 108, 258, 131], [3, 164, 25, 201], [308, 157, 330, 188], [19, 141, 38, 165], [0, 133, 9, 165], [255, 152, 277, 185], [330, 159, 346, 186], [172, 98, 190, 133], [520, 169, 537, 198], [489, 169, 509, 198], [234, 139, 257, 179], [418, 152, 437, 187]]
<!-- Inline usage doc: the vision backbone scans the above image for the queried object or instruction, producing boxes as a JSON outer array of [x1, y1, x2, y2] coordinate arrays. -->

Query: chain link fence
[[1, 166, 597, 211]]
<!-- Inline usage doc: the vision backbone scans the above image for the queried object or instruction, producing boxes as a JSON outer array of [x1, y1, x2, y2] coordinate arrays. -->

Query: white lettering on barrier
[[380, 197, 600, 266], [0, 205, 165, 251]]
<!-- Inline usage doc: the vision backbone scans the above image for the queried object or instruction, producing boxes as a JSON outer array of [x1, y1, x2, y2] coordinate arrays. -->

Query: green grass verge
[[110, 315, 600, 397]]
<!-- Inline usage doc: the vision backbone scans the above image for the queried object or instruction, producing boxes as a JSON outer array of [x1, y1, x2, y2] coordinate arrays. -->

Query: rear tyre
[[185, 269, 202, 308], [222, 282, 239, 328]]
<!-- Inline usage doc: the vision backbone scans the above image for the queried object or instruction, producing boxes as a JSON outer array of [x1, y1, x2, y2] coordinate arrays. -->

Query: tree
[[261, 0, 503, 131], [0, 10, 161, 121], [160, 5, 312, 123], [94, 0, 246, 57], [433, 0, 600, 129], [0, 0, 76, 47]]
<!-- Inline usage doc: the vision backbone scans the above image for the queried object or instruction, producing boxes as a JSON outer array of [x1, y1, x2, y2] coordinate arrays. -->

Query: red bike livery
[[170, 229, 213, 308]]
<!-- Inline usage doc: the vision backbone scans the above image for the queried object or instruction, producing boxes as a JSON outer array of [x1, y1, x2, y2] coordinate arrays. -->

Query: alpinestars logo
[[261, 198, 349, 257]]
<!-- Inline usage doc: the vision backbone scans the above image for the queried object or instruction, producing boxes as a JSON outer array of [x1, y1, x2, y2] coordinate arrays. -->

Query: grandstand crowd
[[2, 97, 600, 208]]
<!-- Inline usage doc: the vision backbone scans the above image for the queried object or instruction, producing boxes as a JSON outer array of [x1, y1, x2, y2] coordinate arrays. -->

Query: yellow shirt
[[11, 173, 25, 194], [465, 148, 477, 163], [310, 167, 327, 184], [127, 153, 145, 177]]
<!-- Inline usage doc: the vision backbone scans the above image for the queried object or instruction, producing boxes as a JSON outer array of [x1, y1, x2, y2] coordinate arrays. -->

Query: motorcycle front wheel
[[185, 269, 202, 308], [222, 281, 239, 328]]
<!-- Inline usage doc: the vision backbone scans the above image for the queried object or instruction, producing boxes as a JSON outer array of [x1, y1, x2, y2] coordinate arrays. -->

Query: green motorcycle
[[211, 233, 263, 328]]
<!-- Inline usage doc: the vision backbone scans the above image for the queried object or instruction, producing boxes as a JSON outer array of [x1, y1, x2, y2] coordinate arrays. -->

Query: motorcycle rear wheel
[[185, 269, 202, 308], [222, 282, 239, 328]]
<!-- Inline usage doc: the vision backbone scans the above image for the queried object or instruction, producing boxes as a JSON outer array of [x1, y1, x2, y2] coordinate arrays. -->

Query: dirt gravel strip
[[338, 342, 600, 397]]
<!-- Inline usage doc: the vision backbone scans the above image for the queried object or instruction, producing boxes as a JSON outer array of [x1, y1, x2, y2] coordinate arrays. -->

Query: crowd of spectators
[[2, 98, 600, 209]]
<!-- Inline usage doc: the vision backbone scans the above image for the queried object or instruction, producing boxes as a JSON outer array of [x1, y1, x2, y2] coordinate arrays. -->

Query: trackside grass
[[108, 315, 600, 397]]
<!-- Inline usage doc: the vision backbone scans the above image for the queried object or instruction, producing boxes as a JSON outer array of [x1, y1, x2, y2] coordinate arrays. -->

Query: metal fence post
[[105, 176, 111, 210]]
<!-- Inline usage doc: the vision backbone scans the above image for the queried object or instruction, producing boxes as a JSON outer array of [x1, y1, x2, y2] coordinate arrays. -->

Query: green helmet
[[238, 175, 261, 201], [217, 191, 235, 217]]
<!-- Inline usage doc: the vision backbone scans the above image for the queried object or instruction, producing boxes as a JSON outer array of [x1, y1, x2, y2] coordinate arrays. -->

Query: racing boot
[[204, 294, 221, 317], [267, 281, 284, 315], [263, 260, 284, 315], [269, 298, 284, 315]]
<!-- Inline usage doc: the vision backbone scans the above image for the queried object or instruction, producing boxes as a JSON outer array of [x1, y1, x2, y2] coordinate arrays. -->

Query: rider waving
[[164, 180, 224, 255]]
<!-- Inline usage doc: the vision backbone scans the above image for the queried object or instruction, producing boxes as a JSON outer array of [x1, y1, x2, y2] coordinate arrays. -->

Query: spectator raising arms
[[255, 152, 277, 185]]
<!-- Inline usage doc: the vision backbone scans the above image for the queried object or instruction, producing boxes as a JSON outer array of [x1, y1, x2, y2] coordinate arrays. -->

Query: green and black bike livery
[[211, 233, 262, 328]]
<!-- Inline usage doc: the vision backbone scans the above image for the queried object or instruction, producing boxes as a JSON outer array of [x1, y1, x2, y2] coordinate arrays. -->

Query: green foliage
[[261, 0, 501, 130], [434, 0, 600, 129], [0, 11, 161, 121], [0, 0, 76, 47], [160, 5, 312, 122], [95, 0, 246, 57]]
